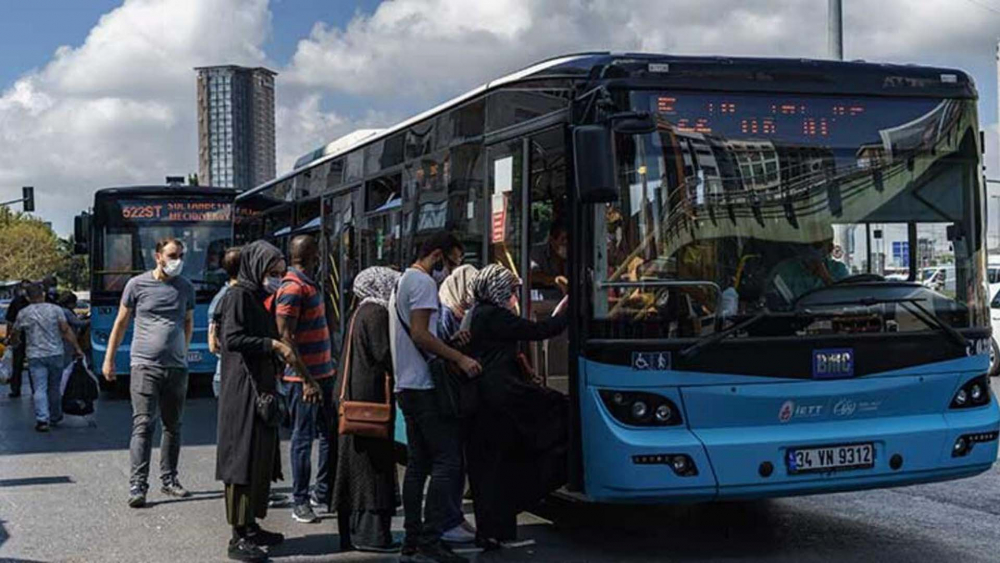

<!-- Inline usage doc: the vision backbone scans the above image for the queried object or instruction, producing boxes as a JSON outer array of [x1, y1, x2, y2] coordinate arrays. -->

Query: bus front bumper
[[580, 386, 999, 504]]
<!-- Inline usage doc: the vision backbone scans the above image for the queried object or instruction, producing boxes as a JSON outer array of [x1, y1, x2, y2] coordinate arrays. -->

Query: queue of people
[[58, 229, 572, 563]]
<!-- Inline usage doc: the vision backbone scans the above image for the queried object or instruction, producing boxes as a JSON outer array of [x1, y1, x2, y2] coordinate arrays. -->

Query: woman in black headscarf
[[216, 240, 317, 562], [464, 264, 570, 549], [333, 266, 402, 553]]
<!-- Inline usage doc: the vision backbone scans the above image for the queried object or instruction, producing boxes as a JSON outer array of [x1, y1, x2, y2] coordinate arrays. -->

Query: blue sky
[[0, 0, 381, 87]]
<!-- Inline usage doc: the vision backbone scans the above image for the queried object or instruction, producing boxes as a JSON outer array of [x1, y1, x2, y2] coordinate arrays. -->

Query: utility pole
[[829, 0, 843, 60]]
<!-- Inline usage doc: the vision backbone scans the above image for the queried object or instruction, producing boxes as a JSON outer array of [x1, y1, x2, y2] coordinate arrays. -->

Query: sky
[[2, 0, 1000, 236]]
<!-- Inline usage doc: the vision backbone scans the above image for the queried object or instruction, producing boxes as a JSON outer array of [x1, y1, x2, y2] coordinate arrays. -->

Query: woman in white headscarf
[[437, 264, 478, 342], [333, 266, 402, 553]]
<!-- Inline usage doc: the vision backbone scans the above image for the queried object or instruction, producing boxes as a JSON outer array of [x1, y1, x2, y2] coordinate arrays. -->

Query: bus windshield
[[94, 198, 233, 295], [589, 92, 986, 340]]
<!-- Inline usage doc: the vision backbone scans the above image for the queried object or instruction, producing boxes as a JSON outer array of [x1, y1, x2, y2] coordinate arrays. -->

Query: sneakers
[[161, 479, 191, 498], [291, 503, 319, 523], [128, 485, 147, 508], [34, 421, 50, 432], [246, 524, 284, 547], [267, 492, 290, 508], [442, 522, 476, 544], [309, 493, 329, 514], [228, 537, 267, 562]]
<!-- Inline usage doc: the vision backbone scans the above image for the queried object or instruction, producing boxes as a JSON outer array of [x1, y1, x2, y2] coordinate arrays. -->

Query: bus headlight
[[599, 390, 683, 427], [950, 376, 991, 409]]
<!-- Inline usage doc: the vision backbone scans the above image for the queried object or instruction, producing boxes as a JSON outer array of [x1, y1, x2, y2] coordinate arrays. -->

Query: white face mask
[[162, 259, 183, 277], [263, 276, 283, 294]]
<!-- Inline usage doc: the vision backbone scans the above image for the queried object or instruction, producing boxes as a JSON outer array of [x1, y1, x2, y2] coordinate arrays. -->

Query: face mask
[[432, 262, 450, 285], [162, 259, 184, 277], [264, 276, 283, 294]]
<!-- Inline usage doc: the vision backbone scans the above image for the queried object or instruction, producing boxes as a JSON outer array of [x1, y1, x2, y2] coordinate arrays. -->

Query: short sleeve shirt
[[14, 303, 66, 359], [390, 268, 440, 391], [121, 272, 195, 368], [274, 268, 335, 382]]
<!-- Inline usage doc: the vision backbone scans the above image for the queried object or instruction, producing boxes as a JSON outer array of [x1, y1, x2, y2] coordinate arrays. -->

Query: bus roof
[[94, 185, 238, 199], [238, 51, 976, 202]]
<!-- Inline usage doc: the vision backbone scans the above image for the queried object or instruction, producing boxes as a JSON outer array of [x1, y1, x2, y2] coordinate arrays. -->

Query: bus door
[[486, 125, 570, 394], [323, 189, 359, 353]]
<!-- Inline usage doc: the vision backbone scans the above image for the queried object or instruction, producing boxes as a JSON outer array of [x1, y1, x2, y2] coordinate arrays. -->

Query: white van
[[919, 265, 955, 294]]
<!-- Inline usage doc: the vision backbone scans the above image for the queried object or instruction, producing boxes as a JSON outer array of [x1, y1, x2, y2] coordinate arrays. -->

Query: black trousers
[[397, 389, 463, 547], [9, 341, 29, 395]]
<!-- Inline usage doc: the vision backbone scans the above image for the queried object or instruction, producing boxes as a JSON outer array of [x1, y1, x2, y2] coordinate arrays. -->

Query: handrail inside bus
[[598, 280, 721, 292]]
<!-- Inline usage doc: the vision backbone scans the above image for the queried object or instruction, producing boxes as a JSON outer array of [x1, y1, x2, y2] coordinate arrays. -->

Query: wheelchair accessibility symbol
[[631, 352, 672, 371]]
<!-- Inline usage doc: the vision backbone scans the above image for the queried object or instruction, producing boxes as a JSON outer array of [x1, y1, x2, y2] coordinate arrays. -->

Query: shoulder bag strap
[[339, 310, 359, 403], [393, 278, 432, 362]]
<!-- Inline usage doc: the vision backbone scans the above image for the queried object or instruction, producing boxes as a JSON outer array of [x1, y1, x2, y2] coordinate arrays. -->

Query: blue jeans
[[289, 377, 337, 506], [28, 355, 64, 424]]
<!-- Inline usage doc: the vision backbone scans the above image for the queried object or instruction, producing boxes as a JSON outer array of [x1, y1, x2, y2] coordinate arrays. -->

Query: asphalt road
[[1, 378, 999, 563]]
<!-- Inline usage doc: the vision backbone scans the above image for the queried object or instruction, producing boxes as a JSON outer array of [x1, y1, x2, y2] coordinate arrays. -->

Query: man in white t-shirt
[[391, 232, 480, 563]]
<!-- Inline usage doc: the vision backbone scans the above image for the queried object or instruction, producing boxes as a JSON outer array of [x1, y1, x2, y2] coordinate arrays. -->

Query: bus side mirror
[[74, 213, 90, 255], [573, 125, 618, 203]]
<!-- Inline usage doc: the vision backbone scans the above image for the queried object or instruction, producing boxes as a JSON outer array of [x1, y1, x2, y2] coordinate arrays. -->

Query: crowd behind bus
[[3, 231, 569, 563]]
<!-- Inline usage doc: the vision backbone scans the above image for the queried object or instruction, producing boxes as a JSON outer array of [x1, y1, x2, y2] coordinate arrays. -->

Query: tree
[[0, 206, 66, 282]]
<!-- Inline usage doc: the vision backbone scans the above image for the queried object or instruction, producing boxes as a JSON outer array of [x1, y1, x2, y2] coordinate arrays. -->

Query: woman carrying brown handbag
[[333, 266, 402, 553]]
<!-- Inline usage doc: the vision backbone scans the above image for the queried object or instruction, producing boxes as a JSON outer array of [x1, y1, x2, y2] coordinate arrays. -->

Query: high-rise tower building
[[195, 65, 276, 190]]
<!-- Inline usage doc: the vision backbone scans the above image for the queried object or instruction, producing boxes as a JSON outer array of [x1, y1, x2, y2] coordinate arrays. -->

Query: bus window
[[487, 141, 523, 277], [362, 174, 402, 267]]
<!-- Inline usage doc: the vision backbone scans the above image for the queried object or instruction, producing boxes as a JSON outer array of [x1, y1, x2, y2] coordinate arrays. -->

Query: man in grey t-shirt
[[102, 238, 195, 508]]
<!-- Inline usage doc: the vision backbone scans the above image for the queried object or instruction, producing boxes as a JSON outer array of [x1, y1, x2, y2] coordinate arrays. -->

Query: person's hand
[[456, 355, 482, 378], [451, 329, 471, 347], [102, 358, 116, 382], [302, 380, 322, 404], [272, 340, 295, 364], [554, 276, 569, 295]]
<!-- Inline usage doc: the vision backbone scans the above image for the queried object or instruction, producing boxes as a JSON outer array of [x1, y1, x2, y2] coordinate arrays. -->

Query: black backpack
[[62, 359, 99, 416]]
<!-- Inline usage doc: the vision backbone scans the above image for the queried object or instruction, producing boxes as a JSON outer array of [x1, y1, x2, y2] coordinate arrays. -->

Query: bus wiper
[[801, 296, 968, 349], [679, 310, 777, 360]]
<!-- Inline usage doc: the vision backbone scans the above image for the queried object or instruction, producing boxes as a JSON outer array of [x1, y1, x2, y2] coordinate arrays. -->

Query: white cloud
[[5, 0, 1000, 235]]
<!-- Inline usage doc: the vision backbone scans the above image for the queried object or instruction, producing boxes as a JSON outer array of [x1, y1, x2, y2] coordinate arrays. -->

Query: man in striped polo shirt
[[275, 234, 337, 524]]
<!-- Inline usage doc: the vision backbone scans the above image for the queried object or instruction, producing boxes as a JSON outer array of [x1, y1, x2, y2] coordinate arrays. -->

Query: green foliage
[[0, 206, 70, 284]]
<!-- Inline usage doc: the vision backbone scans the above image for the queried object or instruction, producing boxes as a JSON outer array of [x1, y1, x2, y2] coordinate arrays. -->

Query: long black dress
[[332, 302, 398, 549], [465, 303, 569, 542], [216, 284, 283, 526]]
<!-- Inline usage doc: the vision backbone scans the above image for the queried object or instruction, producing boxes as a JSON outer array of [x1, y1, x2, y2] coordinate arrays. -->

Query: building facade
[[196, 65, 276, 190]]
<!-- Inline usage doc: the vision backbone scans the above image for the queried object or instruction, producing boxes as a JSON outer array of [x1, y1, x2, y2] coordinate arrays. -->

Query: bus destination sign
[[120, 200, 232, 223]]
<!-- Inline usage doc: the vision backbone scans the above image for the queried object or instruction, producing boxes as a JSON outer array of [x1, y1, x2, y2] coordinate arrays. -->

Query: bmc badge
[[813, 348, 854, 380]]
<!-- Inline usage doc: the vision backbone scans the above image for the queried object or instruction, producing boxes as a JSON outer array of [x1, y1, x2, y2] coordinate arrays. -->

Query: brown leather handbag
[[338, 311, 393, 439]]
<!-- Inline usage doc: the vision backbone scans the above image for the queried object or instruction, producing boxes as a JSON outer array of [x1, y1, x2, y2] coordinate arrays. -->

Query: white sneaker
[[442, 522, 476, 544]]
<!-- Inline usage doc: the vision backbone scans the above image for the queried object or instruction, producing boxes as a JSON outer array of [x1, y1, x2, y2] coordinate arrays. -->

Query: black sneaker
[[418, 541, 468, 563], [247, 524, 284, 547], [35, 421, 49, 432], [399, 543, 420, 563], [291, 503, 319, 523], [161, 478, 191, 498], [9, 391, 21, 398], [128, 485, 147, 508], [228, 537, 267, 562]]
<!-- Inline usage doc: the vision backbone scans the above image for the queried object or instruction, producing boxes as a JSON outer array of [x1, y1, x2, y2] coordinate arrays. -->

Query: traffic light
[[22, 186, 34, 212]]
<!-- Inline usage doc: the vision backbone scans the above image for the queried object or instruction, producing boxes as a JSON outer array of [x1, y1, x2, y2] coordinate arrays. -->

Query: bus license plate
[[787, 443, 874, 474], [187, 351, 202, 363]]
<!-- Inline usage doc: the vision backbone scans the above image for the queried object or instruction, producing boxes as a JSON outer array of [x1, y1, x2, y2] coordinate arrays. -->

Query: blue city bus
[[75, 186, 235, 388], [234, 53, 999, 502]]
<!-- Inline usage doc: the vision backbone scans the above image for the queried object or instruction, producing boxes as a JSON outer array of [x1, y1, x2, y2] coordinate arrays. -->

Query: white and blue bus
[[75, 186, 235, 388], [235, 53, 999, 502]]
